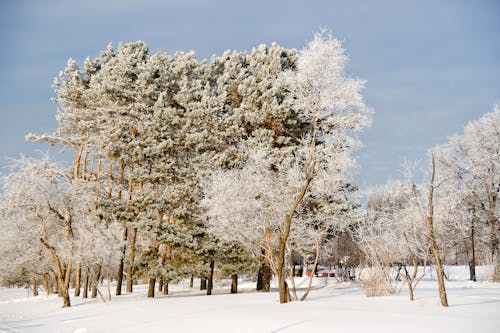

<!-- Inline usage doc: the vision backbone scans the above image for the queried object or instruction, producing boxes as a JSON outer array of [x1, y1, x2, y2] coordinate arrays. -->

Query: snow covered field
[[1, 267, 499, 333]]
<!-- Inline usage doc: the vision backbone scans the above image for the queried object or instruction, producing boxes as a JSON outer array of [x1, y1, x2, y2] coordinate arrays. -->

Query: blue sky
[[0, 0, 499, 188]]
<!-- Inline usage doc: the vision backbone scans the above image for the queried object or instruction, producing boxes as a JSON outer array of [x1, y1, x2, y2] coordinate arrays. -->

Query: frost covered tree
[[0, 157, 121, 307], [357, 180, 428, 300], [433, 105, 500, 274], [204, 31, 371, 303]]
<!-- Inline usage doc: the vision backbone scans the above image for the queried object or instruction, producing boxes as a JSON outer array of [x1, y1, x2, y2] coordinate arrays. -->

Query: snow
[[0, 267, 499, 333]]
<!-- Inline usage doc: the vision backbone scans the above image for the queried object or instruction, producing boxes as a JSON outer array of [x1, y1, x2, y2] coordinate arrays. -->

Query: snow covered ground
[[0, 266, 499, 333]]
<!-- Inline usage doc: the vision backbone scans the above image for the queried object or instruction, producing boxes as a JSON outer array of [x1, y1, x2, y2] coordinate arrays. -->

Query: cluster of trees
[[356, 105, 499, 305], [2, 30, 496, 309], [0, 32, 371, 306]]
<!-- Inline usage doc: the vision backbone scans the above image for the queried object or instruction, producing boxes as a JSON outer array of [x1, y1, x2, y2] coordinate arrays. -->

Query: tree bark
[[164, 283, 169, 295], [32, 277, 38, 296], [116, 226, 127, 295], [91, 263, 102, 299], [125, 164, 137, 293], [231, 274, 238, 294], [428, 154, 448, 307], [82, 266, 89, 299], [40, 238, 72, 307], [257, 257, 272, 292], [189, 276, 194, 288], [207, 259, 215, 295], [200, 278, 207, 290], [74, 264, 81, 297], [148, 277, 156, 298], [158, 278, 163, 292], [469, 213, 476, 282], [126, 227, 137, 293], [42, 274, 50, 296], [257, 267, 263, 291], [487, 181, 498, 265], [262, 262, 271, 292], [277, 151, 315, 303]]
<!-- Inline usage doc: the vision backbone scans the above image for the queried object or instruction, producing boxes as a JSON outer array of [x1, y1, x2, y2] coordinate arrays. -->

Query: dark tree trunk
[[261, 262, 271, 292], [82, 267, 89, 299], [148, 277, 156, 298], [231, 274, 238, 294], [207, 260, 215, 296], [189, 276, 194, 288], [257, 267, 263, 291], [158, 278, 163, 292], [200, 278, 207, 290], [116, 227, 127, 295], [126, 227, 137, 293], [469, 215, 476, 281], [163, 283, 169, 295]]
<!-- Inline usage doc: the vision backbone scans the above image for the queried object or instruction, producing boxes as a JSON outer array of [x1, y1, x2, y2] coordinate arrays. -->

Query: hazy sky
[[0, 0, 499, 188]]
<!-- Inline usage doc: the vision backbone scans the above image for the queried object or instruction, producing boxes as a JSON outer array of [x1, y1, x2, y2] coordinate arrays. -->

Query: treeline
[[2, 31, 496, 309], [0, 32, 371, 306], [355, 106, 499, 304]]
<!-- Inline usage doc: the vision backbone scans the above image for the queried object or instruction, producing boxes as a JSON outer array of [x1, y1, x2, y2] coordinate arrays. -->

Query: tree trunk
[[231, 274, 238, 294], [148, 277, 156, 298], [60, 263, 72, 307], [409, 284, 414, 301], [277, 157, 315, 303], [42, 274, 50, 296], [125, 163, 137, 294], [189, 276, 194, 288], [428, 154, 448, 307], [126, 227, 137, 293], [257, 267, 263, 291], [487, 183, 498, 265], [257, 260, 271, 292], [207, 260, 215, 296], [82, 266, 89, 299], [62, 288, 70, 308], [200, 278, 207, 290], [32, 277, 38, 296], [91, 264, 102, 299], [74, 264, 81, 297], [278, 265, 290, 304], [74, 146, 83, 180], [164, 283, 169, 295], [158, 278, 163, 292], [469, 215, 476, 282], [116, 227, 128, 295], [40, 238, 72, 307]]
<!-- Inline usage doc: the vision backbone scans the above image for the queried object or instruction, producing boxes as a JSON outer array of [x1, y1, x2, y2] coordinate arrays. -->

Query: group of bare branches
[[356, 105, 499, 306]]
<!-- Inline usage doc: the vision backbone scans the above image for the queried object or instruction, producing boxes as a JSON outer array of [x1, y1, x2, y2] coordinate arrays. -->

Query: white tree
[[433, 105, 500, 269], [203, 31, 371, 303], [357, 180, 428, 300], [0, 156, 122, 307]]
